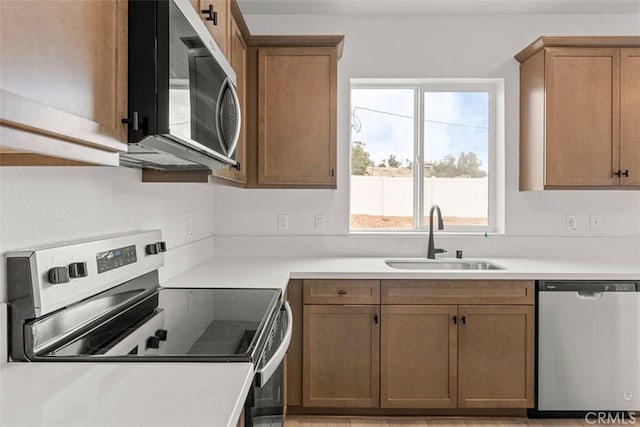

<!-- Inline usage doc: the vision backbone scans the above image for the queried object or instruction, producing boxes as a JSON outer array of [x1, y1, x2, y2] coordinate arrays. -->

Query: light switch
[[278, 214, 289, 232], [314, 214, 326, 232]]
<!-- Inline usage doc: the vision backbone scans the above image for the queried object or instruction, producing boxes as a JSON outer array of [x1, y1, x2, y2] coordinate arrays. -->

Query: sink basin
[[385, 259, 503, 270]]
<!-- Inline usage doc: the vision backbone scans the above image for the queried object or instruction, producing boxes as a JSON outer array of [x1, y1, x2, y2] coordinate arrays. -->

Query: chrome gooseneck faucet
[[427, 204, 446, 259]]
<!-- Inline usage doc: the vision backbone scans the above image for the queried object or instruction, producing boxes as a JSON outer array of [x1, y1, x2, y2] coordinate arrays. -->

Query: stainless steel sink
[[385, 259, 503, 270]]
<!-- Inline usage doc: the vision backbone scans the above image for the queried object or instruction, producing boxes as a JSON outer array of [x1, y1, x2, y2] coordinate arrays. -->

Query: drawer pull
[[337, 289, 347, 295]]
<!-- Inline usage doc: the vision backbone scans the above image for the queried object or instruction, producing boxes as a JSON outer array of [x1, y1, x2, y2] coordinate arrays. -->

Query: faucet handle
[[434, 248, 447, 254]]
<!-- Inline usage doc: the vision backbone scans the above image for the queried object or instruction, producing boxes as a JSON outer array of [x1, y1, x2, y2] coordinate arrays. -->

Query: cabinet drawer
[[303, 280, 380, 305], [381, 280, 534, 305]]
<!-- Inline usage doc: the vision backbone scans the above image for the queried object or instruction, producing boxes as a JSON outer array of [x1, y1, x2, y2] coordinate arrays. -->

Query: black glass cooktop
[[33, 286, 281, 362]]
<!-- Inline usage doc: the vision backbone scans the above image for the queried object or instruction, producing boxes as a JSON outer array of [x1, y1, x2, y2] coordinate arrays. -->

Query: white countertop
[[0, 362, 253, 427], [161, 255, 640, 291], [2, 254, 638, 427]]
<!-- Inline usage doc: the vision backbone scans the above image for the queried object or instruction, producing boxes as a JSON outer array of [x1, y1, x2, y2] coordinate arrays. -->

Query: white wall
[[213, 12, 640, 242], [0, 167, 216, 304]]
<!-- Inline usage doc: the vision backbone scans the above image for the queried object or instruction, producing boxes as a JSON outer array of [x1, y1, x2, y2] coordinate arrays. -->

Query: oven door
[[245, 302, 292, 427]]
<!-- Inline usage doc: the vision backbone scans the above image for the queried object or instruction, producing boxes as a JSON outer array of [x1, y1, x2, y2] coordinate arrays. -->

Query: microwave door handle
[[215, 78, 241, 158], [225, 79, 241, 158], [255, 301, 292, 387]]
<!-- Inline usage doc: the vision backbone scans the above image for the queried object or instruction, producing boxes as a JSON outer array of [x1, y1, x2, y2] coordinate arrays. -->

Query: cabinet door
[[302, 305, 379, 408], [213, 14, 246, 183], [458, 305, 534, 408], [545, 48, 619, 187], [0, 0, 126, 164], [620, 48, 640, 186], [381, 305, 457, 408], [257, 47, 337, 187]]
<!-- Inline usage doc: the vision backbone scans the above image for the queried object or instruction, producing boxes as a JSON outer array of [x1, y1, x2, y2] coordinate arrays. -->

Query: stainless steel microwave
[[120, 0, 241, 171]]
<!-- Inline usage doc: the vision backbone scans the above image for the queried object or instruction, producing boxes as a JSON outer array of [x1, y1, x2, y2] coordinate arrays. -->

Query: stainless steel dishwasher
[[538, 280, 640, 412]]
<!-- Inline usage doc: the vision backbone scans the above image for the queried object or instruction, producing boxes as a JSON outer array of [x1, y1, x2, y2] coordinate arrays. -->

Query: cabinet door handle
[[452, 315, 457, 325], [461, 315, 466, 325], [337, 289, 347, 295], [622, 169, 629, 178], [121, 111, 139, 131], [201, 4, 218, 25], [373, 314, 379, 324]]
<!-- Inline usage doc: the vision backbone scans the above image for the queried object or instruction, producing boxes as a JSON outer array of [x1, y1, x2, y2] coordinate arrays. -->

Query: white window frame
[[350, 78, 505, 234]]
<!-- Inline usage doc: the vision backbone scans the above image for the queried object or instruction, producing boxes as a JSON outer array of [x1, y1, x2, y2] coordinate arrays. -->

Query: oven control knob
[[48, 267, 70, 284], [155, 329, 168, 341], [146, 336, 160, 349], [68, 262, 88, 278], [146, 242, 167, 255]]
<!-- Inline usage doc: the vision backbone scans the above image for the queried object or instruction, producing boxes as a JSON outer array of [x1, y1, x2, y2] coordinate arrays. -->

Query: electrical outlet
[[590, 214, 602, 232], [278, 214, 289, 232], [186, 216, 194, 237], [314, 214, 326, 232], [566, 215, 577, 231]]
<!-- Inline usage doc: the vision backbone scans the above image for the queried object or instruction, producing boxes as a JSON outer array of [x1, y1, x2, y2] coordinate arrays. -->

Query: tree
[[377, 160, 387, 168], [351, 141, 373, 175], [387, 154, 401, 168], [432, 152, 487, 178]]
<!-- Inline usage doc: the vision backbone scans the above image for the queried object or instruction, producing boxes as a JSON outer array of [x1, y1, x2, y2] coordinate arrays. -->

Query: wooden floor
[[285, 416, 619, 426]]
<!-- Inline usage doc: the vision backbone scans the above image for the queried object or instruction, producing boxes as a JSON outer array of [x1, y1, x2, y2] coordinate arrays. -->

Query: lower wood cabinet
[[302, 304, 379, 408], [380, 304, 534, 409], [381, 305, 457, 408], [291, 279, 535, 412], [457, 305, 535, 408]]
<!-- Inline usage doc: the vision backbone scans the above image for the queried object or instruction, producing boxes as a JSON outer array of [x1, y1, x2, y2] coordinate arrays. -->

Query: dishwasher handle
[[577, 291, 604, 299]]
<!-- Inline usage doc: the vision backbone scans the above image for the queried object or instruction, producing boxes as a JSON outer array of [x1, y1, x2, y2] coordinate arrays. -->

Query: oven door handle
[[255, 301, 292, 387]]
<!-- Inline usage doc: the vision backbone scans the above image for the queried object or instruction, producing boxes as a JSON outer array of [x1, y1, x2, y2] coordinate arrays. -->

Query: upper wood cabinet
[[620, 48, 640, 186], [0, 0, 127, 166], [252, 45, 339, 188], [516, 37, 640, 190], [191, 0, 230, 58], [241, 37, 344, 189]]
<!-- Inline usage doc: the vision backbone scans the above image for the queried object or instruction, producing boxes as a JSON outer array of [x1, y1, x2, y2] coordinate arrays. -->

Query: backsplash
[[0, 167, 216, 304]]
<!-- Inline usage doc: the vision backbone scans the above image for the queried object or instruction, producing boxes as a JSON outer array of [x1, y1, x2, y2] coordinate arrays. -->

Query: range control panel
[[97, 245, 137, 274], [6, 230, 164, 317]]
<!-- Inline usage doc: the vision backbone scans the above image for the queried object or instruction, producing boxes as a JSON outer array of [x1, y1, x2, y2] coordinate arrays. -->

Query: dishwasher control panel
[[538, 281, 638, 292]]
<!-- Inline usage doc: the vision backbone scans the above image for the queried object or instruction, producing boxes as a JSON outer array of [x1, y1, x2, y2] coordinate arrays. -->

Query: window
[[350, 79, 503, 232]]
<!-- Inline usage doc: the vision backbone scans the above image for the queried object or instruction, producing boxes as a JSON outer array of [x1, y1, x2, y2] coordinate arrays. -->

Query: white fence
[[350, 176, 488, 217]]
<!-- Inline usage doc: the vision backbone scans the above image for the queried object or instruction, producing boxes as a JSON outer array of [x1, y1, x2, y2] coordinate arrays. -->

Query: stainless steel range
[[6, 230, 291, 427]]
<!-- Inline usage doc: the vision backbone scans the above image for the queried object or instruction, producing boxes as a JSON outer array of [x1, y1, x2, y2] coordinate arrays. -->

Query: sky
[[351, 88, 489, 170]]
